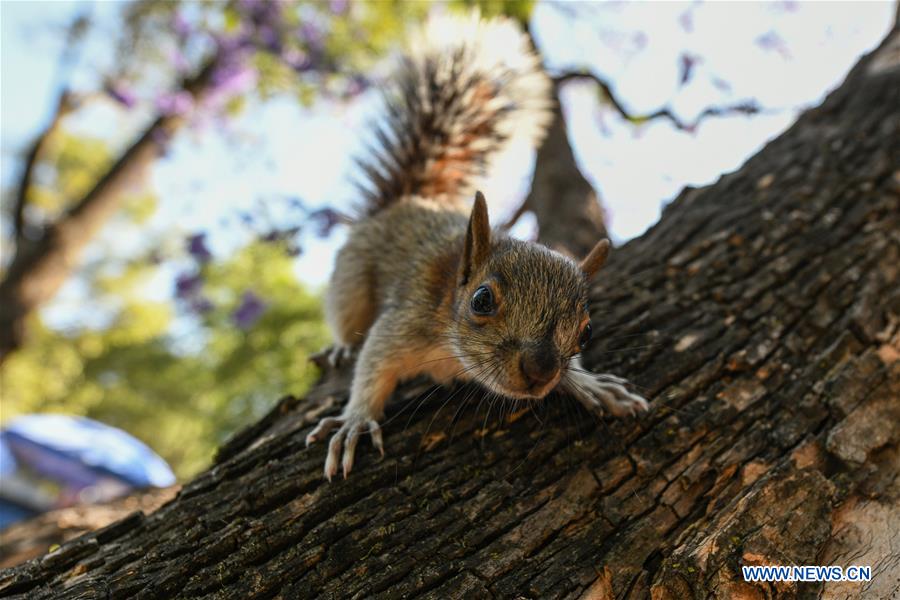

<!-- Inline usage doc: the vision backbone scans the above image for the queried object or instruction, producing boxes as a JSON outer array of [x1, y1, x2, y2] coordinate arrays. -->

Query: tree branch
[[11, 91, 77, 244], [498, 194, 532, 231], [0, 58, 219, 363], [507, 24, 609, 255], [10, 10, 91, 246], [554, 69, 763, 131]]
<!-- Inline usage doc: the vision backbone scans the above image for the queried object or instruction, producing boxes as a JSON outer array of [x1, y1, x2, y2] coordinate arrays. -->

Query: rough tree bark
[[0, 487, 178, 570], [1, 29, 898, 600]]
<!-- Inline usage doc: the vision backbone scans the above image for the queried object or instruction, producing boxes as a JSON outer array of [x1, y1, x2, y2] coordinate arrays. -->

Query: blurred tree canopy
[[2, 240, 329, 478], [0, 0, 442, 477]]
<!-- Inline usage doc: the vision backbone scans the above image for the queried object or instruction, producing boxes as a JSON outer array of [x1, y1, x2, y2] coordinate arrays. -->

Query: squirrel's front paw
[[306, 414, 384, 480], [326, 345, 356, 368], [573, 373, 649, 418], [309, 345, 357, 370]]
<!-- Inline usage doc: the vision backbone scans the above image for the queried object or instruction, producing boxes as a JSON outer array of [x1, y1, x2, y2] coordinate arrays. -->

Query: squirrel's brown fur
[[307, 14, 648, 480]]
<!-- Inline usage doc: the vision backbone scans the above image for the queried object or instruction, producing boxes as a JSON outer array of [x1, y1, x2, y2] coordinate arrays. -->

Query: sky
[[1, 1, 895, 327]]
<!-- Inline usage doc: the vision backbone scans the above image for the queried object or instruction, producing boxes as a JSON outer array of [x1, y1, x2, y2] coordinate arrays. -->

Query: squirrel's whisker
[[399, 359, 495, 433]]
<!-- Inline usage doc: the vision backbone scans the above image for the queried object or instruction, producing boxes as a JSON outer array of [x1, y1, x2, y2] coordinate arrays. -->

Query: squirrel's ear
[[460, 191, 491, 285], [579, 239, 610, 280]]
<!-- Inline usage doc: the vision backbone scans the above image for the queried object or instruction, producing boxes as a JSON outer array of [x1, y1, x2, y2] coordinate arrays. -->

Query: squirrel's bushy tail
[[357, 13, 553, 213]]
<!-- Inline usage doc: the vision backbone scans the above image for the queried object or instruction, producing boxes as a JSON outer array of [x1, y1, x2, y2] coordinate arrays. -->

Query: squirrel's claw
[[342, 428, 360, 478], [325, 429, 344, 481], [309, 345, 357, 371], [574, 376, 649, 418], [328, 345, 355, 368], [307, 415, 385, 480], [369, 420, 384, 457], [305, 417, 342, 447]]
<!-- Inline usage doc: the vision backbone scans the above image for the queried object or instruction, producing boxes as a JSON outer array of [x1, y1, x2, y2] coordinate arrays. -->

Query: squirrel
[[306, 13, 649, 480]]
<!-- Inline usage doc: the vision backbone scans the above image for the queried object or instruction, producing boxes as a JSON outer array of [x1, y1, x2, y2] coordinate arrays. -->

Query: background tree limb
[[553, 69, 764, 132], [504, 66, 767, 257], [0, 59, 218, 363], [10, 92, 76, 244], [506, 82, 609, 258]]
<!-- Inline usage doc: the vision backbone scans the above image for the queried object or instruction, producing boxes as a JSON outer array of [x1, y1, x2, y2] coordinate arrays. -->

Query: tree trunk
[[2, 29, 898, 600], [519, 84, 609, 257]]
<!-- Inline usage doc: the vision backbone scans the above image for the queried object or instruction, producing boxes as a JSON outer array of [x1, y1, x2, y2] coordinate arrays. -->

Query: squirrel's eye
[[579, 322, 593, 350], [470, 286, 495, 315]]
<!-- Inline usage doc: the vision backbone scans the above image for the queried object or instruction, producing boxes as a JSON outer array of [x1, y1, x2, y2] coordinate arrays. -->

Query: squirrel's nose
[[519, 350, 559, 388]]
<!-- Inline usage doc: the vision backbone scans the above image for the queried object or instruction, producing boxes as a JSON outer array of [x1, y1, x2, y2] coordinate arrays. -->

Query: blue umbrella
[[0, 436, 16, 477], [1, 414, 175, 489]]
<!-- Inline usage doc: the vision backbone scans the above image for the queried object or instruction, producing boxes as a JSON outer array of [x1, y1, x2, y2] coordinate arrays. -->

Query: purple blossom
[[212, 61, 257, 93], [187, 233, 212, 263], [202, 58, 258, 112], [106, 82, 137, 108], [156, 91, 194, 116], [300, 22, 324, 52], [342, 74, 369, 99], [283, 48, 312, 72], [238, 0, 263, 12], [232, 291, 266, 329], [678, 53, 700, 87], [308, 208, 342, 238], [778, 0, 799, 12], [756, 30, 791, 59], [258, 25, 281, 53], [329, 0, 349, 15], [712, 77, 732, 93], [238, 0, 285, 33], [175, 272, 202, 299], [678, 10, 693, 33], [213, 32, 251, 56], [260, 226, 300, 245], [169, 48, 190, 74], [172, 11, 192, 38], [632, 31, 648, 51], [191, 296, 214, 314]]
